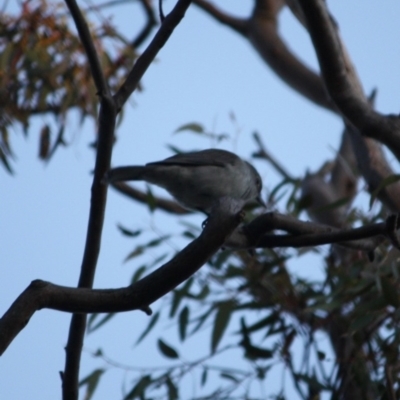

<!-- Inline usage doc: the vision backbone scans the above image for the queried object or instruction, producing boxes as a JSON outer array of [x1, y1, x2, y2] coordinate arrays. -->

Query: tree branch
[[64, 0, 109, 96], [297, 0, 400, 161], [225, 212, 400, 254], [194, 0, 335, 112], [0, 199, 243, 356], [193, 0, 248, 35], [62, 0, 115, 397], [132, 0, 157, 48], [113, 0, 192, 111]]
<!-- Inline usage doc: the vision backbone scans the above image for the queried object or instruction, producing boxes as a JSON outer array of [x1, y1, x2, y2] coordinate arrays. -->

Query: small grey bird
[[106, 149, 264, 215]]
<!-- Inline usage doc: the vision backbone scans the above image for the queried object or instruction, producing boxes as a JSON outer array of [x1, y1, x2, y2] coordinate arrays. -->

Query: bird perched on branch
[[106, 149, 265, 215]]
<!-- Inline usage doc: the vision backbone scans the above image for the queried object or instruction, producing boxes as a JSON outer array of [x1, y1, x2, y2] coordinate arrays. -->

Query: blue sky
[[1, 1, 400, 399]]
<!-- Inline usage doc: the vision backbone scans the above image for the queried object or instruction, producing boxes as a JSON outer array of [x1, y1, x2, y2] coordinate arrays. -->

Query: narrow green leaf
[[130, 265, 147, 284], [117, 225, 142, 237], [166, 376, 179, 400], [0, 147, 14, 174], [369, 174, 400, 209], [220, 372, 239, 382], [178, 306, 189, 341], [201, 368, 208, 387], [136, 312, 160, 345], [244, 312, 279, 334], [349, 313, 379, 333], [158, 339, 179, 359], [381, 277, 400, 307], [211, 301, 234, 353], [124, 375, 152, 400], [190, 306, 215, 335], [170, 290, 184, 318], [79, 369, 105, 400], [174, 122, 204, 134], [87, 313, 116, 333]]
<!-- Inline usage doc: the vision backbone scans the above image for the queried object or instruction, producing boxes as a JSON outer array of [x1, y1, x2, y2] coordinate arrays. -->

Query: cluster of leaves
[[81, 172, 400, 399], [0, 0, 137, 172]]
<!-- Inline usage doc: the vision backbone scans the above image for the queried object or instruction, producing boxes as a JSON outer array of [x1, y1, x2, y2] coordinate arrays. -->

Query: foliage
[[0, 0, 136, 171], [3, 1, 400, 399], [83, 172, 400, 399]]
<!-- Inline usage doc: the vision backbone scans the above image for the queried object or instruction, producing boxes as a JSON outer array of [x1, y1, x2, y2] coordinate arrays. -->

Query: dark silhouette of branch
[[64, 0, 109, 97], [62, 1, 115, 398], [0, 199, 243, 356], [297, 0, 400, 161], [132, 0, 157, 48], [63, 95, 116, 400], [193, 0, 247, 34], [113, 0, 192, 111], [226, 212, 400, 254], [194, 1, 400, 214], [111, 181, 190, 215], [194, 0, 335, 112]]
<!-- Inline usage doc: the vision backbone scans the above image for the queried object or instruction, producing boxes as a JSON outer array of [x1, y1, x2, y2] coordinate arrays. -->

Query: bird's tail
[[106, 166, 146, 182]]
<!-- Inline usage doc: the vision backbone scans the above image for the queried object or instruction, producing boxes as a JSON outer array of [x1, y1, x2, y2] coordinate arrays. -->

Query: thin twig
[[113, 0, 192, 111], [252, 132, 294, 181]]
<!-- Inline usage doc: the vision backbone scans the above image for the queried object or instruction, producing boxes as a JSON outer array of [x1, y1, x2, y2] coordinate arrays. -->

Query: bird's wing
[[147, 149, 238, 167]]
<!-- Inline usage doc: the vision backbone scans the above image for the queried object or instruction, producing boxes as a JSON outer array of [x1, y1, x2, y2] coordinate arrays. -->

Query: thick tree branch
[[194, 0, 335, 112], [113, 0, 192, 110], [0, 199, 243, 356], [297, 0, 400, 161]]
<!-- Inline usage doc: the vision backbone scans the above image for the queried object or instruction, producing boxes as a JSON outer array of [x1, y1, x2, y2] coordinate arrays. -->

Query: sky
[[1, 1, 400, 399]]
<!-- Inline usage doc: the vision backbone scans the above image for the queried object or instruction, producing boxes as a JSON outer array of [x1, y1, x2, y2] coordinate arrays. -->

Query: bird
[[106, 149, 264, 215]]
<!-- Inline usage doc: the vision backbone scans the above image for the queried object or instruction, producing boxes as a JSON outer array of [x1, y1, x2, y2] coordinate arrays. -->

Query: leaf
[[244, 344, 274, 360], [166, 376, 179, 400], [79, 369, 105, 400], [0, 147, 14, 174], [193, 284, 210, 300], [169, 278, 193, 318], [243, 312, 279, 334], [190, 306, 214, 336], [220, 372, 239, 382], [174, 122, 204, 134], [369, 174, 400, 209], [201, 368, 208, 387], [117, 225, 142, 238], [211, 301, 234, 353], [124, 375, 152, 400], [158, 339, 179, 359], [145, 184, 157, 212], [87, 313, 116, 333], [380, 277, 400, 307], [349, 312, 379, 334], [178, 306, 189, 341], [136, 312, 160, 345], [130, 265, 147, 284], [124, 236, 170, 263]]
